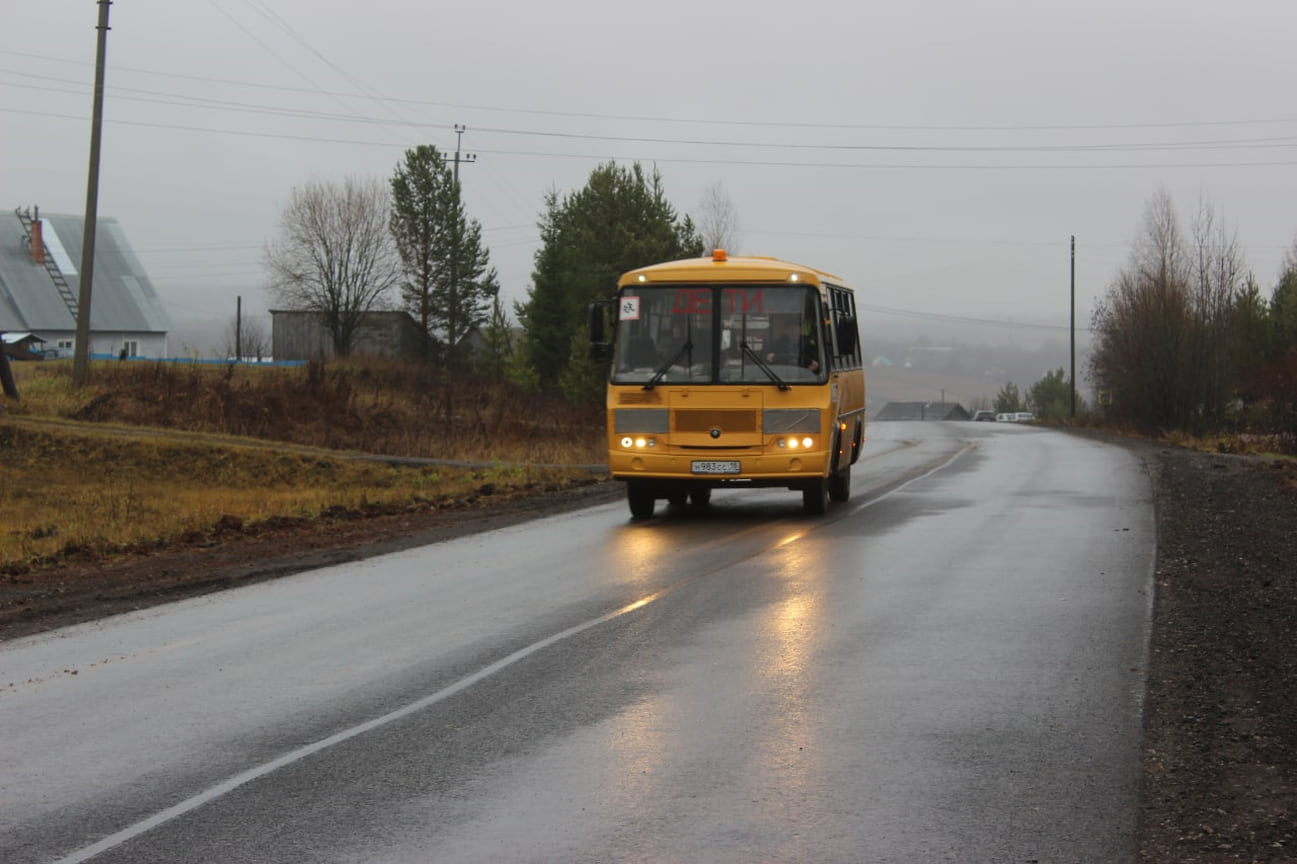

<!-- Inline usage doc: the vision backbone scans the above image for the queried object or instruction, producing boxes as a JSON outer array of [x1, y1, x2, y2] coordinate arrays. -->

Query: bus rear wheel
[[829, 464, 851, 502], [627, 483, 656, 519], [828, 428, 851, 503]]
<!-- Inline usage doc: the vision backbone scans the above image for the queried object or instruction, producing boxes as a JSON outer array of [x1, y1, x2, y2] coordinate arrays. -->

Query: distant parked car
[[1015, 412, 1035, 422], [972, 409, 996, 421], [996, 412, 1015, 422]]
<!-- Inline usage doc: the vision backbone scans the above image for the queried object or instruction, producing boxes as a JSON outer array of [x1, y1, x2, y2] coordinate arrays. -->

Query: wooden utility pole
[[1070, 235, 1076, 418], [1, 337, 19, 400], [72, 0, 112, 387]]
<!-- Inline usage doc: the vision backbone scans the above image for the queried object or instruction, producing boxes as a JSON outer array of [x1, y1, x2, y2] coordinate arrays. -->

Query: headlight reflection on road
[[607, 525, 675, 586], [587, 529, 836, 828], [753, 544, 829, 799]]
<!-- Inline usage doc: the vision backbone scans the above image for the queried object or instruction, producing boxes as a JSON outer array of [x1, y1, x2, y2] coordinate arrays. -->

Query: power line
[[468, 145, 1297, 172], [0, 106, 404, 147], [7, 107, 1297, 171], [204, 0, 328, 98], [856, 302, 1088, 333], [5, 47, 1297, 135], [7, 73, 1297, 156], [240, 0, 414, 127], [134, 242, 263, 253]]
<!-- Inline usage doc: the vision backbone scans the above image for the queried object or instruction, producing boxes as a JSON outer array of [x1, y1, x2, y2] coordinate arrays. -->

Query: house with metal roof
[[0, 206, 171, 359]]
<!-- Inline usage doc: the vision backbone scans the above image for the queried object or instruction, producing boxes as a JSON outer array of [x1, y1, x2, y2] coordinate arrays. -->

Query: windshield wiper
[[740, 342, 789, 390], [643, 340, 692, 390]]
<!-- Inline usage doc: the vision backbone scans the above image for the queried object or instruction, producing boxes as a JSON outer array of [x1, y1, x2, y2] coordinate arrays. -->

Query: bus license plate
[[692, 460, 740, 475]]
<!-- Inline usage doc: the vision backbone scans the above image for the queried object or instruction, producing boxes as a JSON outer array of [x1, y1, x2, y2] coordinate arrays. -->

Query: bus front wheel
[[627, 483, 656, 519], [802, 478, 829, 515]]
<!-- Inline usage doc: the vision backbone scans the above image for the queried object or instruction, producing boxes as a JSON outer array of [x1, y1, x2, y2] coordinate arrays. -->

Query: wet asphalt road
[[0, 421, 1154, 863]]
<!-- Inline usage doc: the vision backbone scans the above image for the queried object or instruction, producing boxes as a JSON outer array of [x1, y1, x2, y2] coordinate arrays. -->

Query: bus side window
[[827, 286, 859, 372]]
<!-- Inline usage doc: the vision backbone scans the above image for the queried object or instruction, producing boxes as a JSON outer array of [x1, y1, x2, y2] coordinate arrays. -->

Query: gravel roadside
[[1135, 441, 1296, 863]]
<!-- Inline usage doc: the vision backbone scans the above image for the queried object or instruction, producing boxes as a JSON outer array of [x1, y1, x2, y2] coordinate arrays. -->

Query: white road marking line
[[53, 592, 664, 864]]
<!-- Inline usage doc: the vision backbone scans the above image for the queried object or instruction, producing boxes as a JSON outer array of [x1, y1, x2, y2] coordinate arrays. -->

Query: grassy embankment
[[0, 358, 607, 573]]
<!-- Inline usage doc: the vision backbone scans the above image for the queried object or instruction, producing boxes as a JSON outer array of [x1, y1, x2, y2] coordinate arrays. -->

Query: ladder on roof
[[14, 207, 80, 322]]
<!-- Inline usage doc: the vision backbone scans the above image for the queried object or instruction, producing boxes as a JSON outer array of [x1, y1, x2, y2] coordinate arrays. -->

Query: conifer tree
[[390, 145, 499, 362], [515, 162, 703, 398]]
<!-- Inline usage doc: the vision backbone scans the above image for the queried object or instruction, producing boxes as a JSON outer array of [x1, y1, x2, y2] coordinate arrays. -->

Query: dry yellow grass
[[5, 358, 606, 464], [1, 358, 608, 572], [0, 419, 594, 570]]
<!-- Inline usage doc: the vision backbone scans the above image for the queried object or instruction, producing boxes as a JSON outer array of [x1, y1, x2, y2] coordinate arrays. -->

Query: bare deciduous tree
[[264, 176, 400, 357], [1091, 190, 1194, 429], [1091, 190, 1253, 433], [697, 181, 739, 254], [1190, 199, 1248, 425]]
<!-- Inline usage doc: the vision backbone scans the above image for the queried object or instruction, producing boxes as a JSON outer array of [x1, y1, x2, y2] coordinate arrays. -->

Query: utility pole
[[1070, 235, 1076, 418], [1, 337, 18, 399], [73, 0, 112, 388], [452, 123, 476, 184], [448, 125, 476, 360], [235, 295, 243, 362]]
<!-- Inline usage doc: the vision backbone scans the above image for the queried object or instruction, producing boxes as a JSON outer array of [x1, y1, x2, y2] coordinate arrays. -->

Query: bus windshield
[[611, 284, 826, 386]]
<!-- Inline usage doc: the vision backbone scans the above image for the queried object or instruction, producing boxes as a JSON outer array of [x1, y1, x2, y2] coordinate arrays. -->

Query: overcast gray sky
[[4, 0, 1296, 352]]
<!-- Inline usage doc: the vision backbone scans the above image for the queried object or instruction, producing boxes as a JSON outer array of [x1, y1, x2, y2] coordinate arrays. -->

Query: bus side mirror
[[835, 317, 858, 355], [588, 302, 613, 359]]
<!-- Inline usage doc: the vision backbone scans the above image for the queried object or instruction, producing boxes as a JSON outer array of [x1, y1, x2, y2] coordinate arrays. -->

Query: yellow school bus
[[589, 250, 866, 517]]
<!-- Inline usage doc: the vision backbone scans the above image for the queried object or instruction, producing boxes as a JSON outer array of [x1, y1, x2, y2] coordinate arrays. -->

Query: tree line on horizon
[[259, 155, 1296, 448], [984, 192, 1295, 449], [261, 152, 721, 403]]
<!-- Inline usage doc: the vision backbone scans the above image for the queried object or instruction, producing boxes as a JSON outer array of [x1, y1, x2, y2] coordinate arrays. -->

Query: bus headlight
[[622, 436, 656, 449], [778, 436, 815, 450]]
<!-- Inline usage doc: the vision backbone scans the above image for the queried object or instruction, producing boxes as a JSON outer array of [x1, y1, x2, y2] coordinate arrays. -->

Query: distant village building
[[2, 332, 46, 361], [0, 206, 171, 359], [873, 401, 971, 421], [270, 309, 430, 361]]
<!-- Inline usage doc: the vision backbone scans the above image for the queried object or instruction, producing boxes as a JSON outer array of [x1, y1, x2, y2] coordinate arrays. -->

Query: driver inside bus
[[668, 318, 710, 368], [765, 316, 820, 372]]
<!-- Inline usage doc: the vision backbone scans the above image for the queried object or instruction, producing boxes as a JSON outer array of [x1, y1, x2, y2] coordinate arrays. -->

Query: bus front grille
[[674, 409, 758, 434], [618, 390, 662, 405]]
